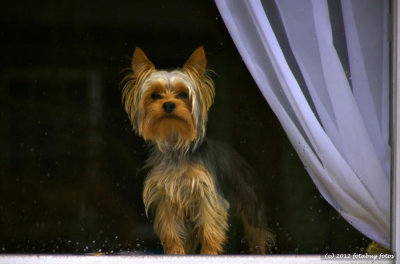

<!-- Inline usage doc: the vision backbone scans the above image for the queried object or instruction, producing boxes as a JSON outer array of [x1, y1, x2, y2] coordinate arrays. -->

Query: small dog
[[121, 47, 275, 254]]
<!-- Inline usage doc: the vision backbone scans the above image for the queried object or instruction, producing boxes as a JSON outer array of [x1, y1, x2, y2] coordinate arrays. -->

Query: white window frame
[[392, 0, 400, 260], [0, 255, 395, 264]]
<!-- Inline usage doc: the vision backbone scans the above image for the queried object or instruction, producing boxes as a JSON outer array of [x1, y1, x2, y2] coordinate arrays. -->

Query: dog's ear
[[122, 47, 155, 133], [131, 47, 155, 75], [183, 46, 207, 76], [182, 46, 215, 136]]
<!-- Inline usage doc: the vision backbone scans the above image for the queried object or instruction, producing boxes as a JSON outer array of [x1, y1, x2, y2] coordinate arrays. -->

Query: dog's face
[[138, 70, 197, 149], [122, 47, 215, 152]]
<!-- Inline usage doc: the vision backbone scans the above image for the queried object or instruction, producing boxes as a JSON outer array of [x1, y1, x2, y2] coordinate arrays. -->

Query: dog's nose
[[162, 102, 176, 113]]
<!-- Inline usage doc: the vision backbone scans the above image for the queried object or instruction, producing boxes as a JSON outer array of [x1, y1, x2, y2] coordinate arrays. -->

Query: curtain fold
[[215, 0, 390, 248]]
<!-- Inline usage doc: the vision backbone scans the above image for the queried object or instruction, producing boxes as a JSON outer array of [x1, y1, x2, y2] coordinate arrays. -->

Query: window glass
[[0, 0, 369, 254]]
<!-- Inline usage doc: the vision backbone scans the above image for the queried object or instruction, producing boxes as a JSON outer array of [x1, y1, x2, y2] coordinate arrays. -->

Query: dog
[[121, 46, 275, 254]]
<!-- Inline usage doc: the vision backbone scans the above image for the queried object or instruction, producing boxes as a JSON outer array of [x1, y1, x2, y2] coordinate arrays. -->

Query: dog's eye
[[177, 92, 188, 99], [151, 92, 162, 100]]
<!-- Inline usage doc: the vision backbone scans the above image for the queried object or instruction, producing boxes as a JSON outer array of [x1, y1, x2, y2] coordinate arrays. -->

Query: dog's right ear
[[131, 47, 155, 75], [121, 47, 155, 133]]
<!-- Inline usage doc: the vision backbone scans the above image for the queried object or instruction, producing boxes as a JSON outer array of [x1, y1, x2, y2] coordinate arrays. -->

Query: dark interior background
[[0, 0, 369, 254]]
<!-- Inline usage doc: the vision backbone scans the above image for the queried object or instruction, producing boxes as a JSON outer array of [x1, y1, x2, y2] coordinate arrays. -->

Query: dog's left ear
[[183, 46, 207, 75]]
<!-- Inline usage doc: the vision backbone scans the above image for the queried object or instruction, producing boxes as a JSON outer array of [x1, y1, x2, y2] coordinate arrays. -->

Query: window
[[0, 0, 398, 262]]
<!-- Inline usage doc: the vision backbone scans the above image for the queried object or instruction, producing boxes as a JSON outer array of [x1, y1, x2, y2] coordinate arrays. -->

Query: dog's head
[[122, 47, 214, 152]]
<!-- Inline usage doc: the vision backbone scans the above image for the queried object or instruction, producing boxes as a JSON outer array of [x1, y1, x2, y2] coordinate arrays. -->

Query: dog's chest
[[157, 163, 211, 201], [144, 161, 224, 208]]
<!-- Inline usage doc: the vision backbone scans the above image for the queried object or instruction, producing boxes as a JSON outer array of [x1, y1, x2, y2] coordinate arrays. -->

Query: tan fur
[[139, 87, 196, 152], [121, 47, 275, 254], [121, 48, 155, 131], [183, 48, 215, 136], [143, 162, 228, 254], [121, 47, 214, 152], [240, 213, 276, 254]]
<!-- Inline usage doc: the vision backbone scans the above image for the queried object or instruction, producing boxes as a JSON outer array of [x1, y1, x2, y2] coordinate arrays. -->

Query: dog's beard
[[156, 116, 190, 143], [142, 113, 196, 152]]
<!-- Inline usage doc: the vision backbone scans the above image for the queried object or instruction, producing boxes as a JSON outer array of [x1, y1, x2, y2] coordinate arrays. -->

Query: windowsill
[[0, 254, 395, 264]]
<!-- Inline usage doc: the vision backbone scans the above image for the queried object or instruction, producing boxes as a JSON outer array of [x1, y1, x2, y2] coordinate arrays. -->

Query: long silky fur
[[122, 67, 214, 153], [142, 139, 275, 254], [121, 47, 275, 254], [182, 66, 215, 145], [121, 67, 155, 132], [143, 143, 229, 254]]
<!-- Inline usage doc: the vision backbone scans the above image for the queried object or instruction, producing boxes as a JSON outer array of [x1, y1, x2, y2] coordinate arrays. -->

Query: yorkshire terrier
[[121, 46, 275, 254]]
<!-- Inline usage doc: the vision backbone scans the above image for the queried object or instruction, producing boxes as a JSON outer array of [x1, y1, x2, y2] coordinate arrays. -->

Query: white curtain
[[215, 0, 390, 248]]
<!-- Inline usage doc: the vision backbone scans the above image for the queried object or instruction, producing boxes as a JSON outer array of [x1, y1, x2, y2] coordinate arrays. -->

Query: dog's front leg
[[197, 197, 228, 255], [153, 199, 185, 254]]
